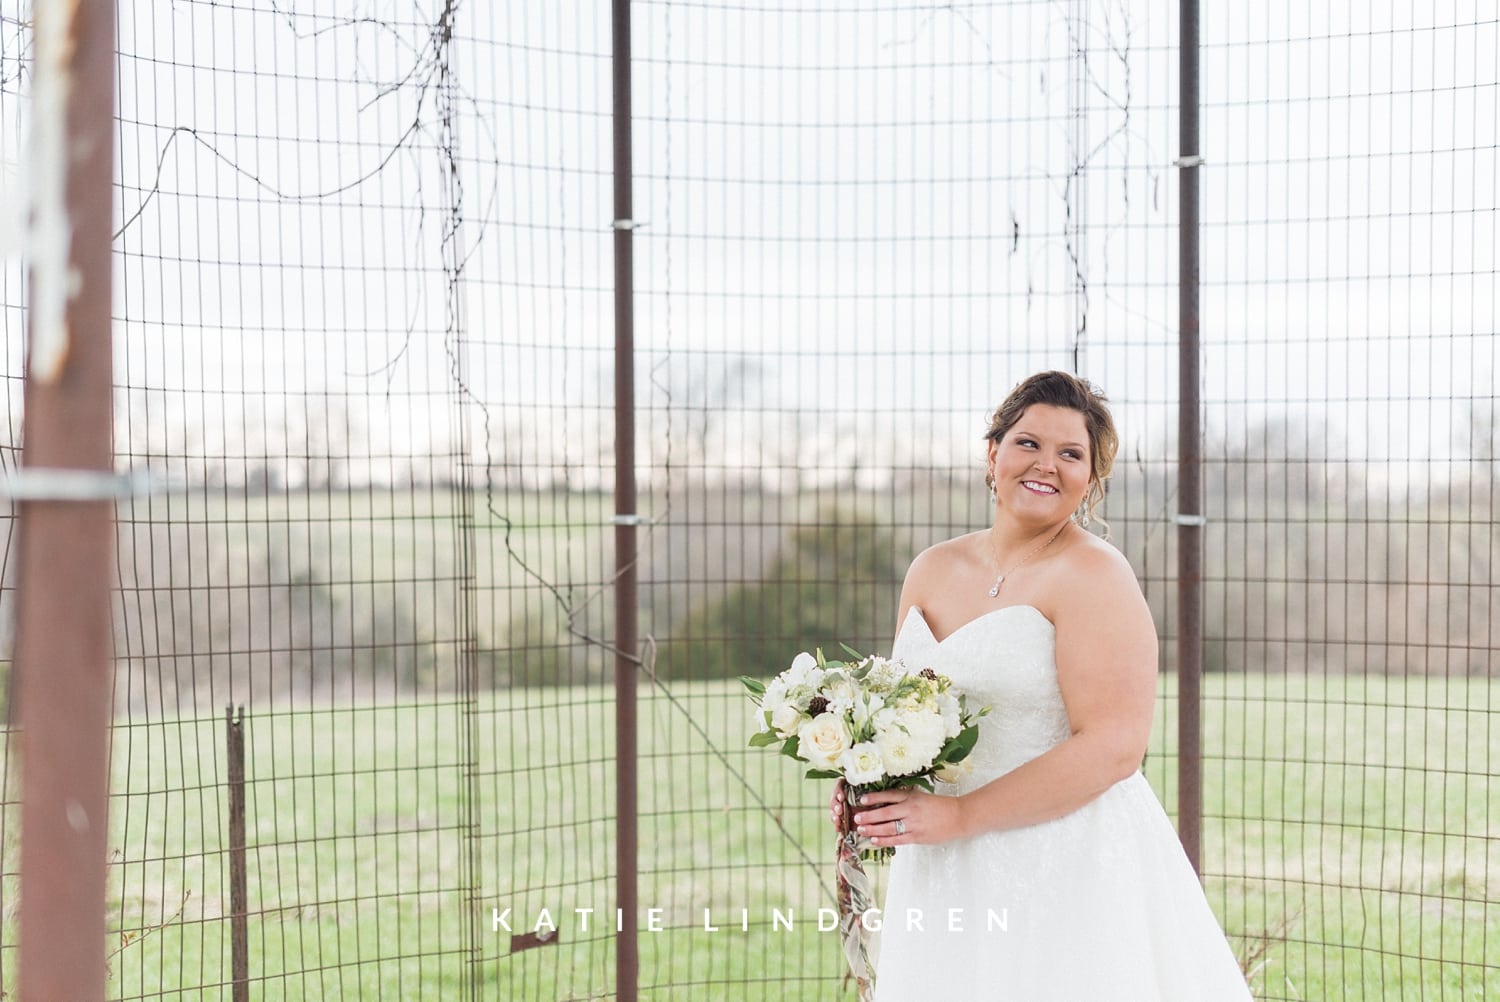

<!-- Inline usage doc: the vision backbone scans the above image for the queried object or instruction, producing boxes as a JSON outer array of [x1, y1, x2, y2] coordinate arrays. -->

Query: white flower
[[770, 701, 804, 738], [873, 706, 946, 776], [788, 682, 823, 708], [874, 724, 926, 777], [898, 711, 949, 768], [839, 742, 885, 786], [760, 680, 788, 727], [762, 676, 790, 711], [936, 691, 962, 739], [783, 651, 824, 690], [851, 693, 895, 733], [822, 669, 856, 703], [797, 714, 853, 772], [825, 694, 854, 718], [765, 661, 822, 726], [862, 656, 903, 691]]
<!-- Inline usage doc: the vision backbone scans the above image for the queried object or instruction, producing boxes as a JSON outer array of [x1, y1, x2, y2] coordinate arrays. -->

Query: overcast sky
[[0, 1, 1495, 486]]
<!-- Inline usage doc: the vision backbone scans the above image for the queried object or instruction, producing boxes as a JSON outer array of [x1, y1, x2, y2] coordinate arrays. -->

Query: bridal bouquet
[[741, 648, 987, 1002], [742, 648, 985, 824]]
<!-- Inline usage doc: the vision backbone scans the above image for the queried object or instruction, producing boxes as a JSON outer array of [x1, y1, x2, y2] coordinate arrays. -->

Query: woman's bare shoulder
[[1068, 530, 1136, 575], [899, 532, 983, 608], [1048, 531, 1151, 619], [906, 532, 983, 578]]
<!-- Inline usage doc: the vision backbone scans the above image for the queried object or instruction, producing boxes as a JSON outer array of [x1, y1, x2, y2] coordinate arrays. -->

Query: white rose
[[839, 742, 885, 786], [797, 714, 853, 772]]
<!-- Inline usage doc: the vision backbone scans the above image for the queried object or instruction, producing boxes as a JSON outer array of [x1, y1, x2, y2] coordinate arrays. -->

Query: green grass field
[[3, 672, 1493, 1000]]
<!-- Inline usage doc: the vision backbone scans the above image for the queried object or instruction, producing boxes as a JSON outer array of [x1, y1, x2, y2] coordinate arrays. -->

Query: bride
[[831, 371, 1252, 1000]]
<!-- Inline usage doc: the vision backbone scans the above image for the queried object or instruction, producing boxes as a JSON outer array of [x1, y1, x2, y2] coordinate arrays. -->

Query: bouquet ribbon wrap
[[836, 784, 887, 1002]]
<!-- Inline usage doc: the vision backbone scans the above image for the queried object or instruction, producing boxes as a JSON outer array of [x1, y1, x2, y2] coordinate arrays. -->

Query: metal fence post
[[15, 0, 118, 997], [1176, 0, 1205, 873], [226, 707, 249, 1002], [611, 0, 640, 998]]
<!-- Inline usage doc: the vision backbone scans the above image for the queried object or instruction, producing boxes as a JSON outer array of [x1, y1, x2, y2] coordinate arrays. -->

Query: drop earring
[[1076, 485, 1095, 527]]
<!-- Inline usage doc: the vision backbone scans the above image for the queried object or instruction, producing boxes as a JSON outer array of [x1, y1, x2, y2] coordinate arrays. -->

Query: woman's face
[[988, 404, 1093, 521]]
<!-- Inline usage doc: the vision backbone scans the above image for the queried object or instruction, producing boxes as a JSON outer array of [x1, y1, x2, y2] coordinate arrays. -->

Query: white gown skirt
[[872, 773, 1253, 1002]]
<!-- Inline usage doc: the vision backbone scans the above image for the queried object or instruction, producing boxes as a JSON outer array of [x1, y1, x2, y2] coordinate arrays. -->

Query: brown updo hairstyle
[[983, 370, 1119, 531]]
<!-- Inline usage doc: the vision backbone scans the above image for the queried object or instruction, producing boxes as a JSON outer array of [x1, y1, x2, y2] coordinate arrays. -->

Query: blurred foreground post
[[15, 0, 118, 998]]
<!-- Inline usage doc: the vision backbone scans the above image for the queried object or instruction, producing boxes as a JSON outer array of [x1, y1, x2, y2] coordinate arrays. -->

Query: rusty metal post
[[611, 0, 640, 997], [15, 0, 119, 998], [1176, 0, 1205, 873], [226, 707, 249, 1002]]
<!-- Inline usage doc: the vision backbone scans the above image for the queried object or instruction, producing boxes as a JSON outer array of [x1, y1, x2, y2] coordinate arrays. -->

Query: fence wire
[[1194, 7, 1499, 998], [0, 2, 1494, 1000]]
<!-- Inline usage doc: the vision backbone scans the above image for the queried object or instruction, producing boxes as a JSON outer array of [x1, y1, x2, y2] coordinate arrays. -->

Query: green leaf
[[940, 724, 981, 763], [748, 731, 782, 748], [780, 736, 800, 757], [838, 642, 865, 661], [739, 676, 766, 697], [804, 768, 842, 780]]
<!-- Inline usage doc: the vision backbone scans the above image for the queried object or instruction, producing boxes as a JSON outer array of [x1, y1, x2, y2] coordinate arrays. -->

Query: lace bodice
[[892, 604, 1072, 793]]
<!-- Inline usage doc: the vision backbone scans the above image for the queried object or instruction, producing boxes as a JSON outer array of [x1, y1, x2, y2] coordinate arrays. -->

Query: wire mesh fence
[[7, 1, 483, 995], [1194, 7, 1499, 996], [0, 1, 1494, 999]]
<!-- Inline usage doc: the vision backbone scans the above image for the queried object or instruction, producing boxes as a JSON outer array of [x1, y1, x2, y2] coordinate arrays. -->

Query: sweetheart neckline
[[904, 603, 1056, 646]]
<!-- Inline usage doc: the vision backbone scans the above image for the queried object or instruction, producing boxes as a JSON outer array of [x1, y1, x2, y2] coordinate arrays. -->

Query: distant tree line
[[2, 417, 1489, 714]]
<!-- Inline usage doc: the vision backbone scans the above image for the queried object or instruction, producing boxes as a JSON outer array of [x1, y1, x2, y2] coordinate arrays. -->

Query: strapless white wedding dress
[[873, 605, 1252, 1002]]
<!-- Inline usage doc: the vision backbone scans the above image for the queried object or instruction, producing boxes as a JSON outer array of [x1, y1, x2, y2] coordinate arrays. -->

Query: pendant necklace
[[987, 523, 1067, 598]]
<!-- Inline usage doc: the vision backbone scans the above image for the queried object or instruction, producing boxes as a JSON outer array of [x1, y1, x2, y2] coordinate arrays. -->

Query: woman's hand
[[828, 778, 848, 832], [849, 787, 969, 847]]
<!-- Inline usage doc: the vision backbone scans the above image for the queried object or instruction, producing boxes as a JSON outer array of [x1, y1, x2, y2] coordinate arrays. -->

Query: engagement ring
[[895, 819, 906, 835]]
